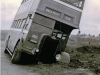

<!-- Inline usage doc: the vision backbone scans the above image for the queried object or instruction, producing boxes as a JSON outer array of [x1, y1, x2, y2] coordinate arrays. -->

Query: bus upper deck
[[14, 0, 85, 29]]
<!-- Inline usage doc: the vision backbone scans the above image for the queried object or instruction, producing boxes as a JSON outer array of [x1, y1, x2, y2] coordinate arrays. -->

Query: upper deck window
[[60, 0, 84, 9]]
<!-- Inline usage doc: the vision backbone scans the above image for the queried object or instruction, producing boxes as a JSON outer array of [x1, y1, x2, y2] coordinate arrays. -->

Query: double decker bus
[[4, 0, 85, 64]]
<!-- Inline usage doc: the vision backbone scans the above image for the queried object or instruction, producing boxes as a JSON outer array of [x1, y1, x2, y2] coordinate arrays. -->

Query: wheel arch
[[13, 38, 24, 52], [13, 39, 21, 53]]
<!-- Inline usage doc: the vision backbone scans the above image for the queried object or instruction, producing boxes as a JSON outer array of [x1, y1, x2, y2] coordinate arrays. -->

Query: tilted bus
[[4, 0, 85, 64]]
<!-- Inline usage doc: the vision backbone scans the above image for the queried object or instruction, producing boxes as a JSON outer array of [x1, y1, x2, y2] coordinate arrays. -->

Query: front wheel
[[11, 41, 22, 64]]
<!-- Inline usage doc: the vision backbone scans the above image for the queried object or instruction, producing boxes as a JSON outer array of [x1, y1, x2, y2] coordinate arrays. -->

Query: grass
[[65, 46, 100, 74]]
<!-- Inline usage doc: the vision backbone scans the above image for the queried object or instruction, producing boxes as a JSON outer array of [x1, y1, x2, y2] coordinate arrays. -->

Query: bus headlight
[[56, 54, 61, 61], [32, 48, 39, 54], [36, 49, 39, 52]]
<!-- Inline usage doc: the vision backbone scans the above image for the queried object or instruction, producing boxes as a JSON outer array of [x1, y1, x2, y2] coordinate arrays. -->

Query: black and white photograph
[[0, 0, 100, 75]]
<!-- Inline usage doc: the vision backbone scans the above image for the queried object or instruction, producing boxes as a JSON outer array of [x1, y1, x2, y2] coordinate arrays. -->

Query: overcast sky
[[1, 0, 100, 36]]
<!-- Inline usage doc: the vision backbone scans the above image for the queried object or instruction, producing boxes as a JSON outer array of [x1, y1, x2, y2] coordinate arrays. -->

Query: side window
[[12, 21, 16, 28], [14, 21, 17, 28], [16, 20, 20, 28], [17, 20, 20, 28], [18, 20, 22, 28], [21, 18, 26, 28], [19, 19, 23, 29], [18, 19, 23, 28], [14, 20, 18, 28]]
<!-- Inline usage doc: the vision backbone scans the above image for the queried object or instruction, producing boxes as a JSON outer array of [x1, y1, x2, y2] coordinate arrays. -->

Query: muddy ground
[[1, 41, 100, 75]]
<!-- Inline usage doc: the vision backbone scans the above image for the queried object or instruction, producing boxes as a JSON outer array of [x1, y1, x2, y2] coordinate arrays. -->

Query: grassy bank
[[66, 46, 100, 74]]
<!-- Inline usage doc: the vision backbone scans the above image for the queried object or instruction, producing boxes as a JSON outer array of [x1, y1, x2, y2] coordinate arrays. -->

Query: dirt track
[[1, 41, 98, 75]]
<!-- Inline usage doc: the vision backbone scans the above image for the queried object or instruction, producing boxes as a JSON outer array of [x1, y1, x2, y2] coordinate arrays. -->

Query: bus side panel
[[6, 30, 16, 52], [7, 29, 23, 52]]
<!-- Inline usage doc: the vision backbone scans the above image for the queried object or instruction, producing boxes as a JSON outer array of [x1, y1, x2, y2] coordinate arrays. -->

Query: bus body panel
[[6, 28, 29, 53], [6, 30, 20, 52]]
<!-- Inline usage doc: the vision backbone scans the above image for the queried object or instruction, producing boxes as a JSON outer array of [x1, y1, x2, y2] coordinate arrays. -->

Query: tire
[[11, 41, 22, 64]]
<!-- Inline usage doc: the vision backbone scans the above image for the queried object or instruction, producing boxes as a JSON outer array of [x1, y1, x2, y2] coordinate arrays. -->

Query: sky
[[1, 0, 100, 36]]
